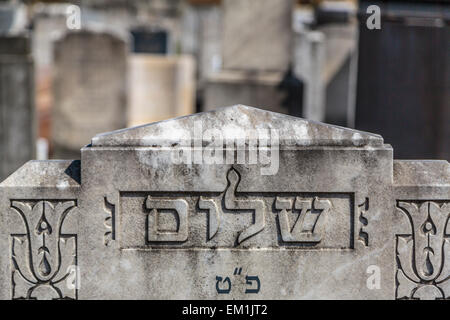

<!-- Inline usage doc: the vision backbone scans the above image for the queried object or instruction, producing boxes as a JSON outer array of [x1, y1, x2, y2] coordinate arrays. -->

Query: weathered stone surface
[[127, 54, 196, 127], [0, 34, 35, 181], [204, 70, 288, 114], [222, 0, 293, 72], [52, 30, 127, 159], [0, 105, 448, 300], [203, 0, 295, 115]]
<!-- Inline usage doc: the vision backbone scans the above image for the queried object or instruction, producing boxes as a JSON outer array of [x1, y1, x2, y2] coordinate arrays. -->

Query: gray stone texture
[[0, 105, 449, 300], [0, 35, 35, 181], [222, 0, 293, 72], [127, 54, 196, 127], [52, 30, 127, 159], [202, 1, 295, 115], [204, 71, 287, 113]]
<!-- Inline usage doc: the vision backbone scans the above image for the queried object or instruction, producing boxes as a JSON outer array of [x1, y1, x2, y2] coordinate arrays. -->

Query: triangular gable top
[[91, 105, 384, 148]]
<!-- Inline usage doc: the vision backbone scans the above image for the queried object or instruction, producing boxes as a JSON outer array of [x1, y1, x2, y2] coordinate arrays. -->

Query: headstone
[[293, 22, 358, 124], [204, 70, 287, 113], [181, 3, 222, 88], [1, 105, 449, 300], [127, 54, 196, 127], [130, 28, 168, 54], [0, 35, 35, 181], [52, 30, 127, 159], [203, 0, 295, 115], [322, 23, 358, 127], [293, 30, 326, 121], [222, 0, 293, 72]]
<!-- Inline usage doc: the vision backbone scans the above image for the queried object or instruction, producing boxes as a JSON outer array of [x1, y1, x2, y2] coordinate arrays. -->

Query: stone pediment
[[91, 105, 384, 148]]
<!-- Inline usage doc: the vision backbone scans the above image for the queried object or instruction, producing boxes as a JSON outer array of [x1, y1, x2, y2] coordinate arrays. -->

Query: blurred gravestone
[[130, 28, 168, 54], [52, 30, 127, 159], [127, 54, 196, 127], [0, 35, 35, 181], [204, 0, 295, 115], [222, 0, 293, 71]]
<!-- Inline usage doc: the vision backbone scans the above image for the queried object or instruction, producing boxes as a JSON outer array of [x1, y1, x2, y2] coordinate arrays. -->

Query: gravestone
[[0, 35, 35, 181], [130, 28, 169, 54], [204, 70, 287, 113], [52, 30, 127, 159], [0, 105, 449, 300], [127, 54, 196, 127], [222, 0, 293, 72], [203, 0, 295, 115]]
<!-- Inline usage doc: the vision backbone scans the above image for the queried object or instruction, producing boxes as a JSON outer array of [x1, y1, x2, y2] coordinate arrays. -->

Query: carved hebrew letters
[[147, 198, 189, 242], [396, 201, 449, 300], [119, 167, 354, 249], [104, 197, 115, 246], [10, 200, 77, 300], [198, 197, 221, 241], [358, 197, 369, 246], [224, 168, 266, 244], [275, 196, 331, 243]]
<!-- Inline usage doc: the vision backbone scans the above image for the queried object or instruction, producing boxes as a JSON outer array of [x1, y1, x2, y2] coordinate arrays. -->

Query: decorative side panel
[[119, 167, 355, 249], [396, 201, 450, 300], [103, 197, 115, 246], [10, 200, 78, 300]]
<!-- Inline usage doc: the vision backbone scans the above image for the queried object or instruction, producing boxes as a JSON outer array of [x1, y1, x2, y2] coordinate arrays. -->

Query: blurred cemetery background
[[0, 0, 449, 181]]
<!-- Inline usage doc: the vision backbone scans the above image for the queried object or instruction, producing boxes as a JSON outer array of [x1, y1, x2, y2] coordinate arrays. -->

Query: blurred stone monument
[[221, 0, 292, 71], [128, 54, 196, 127], [130, 27, 169, 54], [180, 2, 222, 91], [203, 0, 295, 114], [0, 35, 35, 181], [292, 2, 358, 125], [52, 30, 127, 159]]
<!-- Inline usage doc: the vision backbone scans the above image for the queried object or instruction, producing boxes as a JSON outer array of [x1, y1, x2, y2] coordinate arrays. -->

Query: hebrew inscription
[[147, 198, 189, 242], [119, 168, 354, 249], [215, 267, 261, 295], [10, 200, 78, 300], [358, 197, 369, 246], [396, 201, 449, 300], [103, 197, 115, 246], [275, 196, 331, 242]]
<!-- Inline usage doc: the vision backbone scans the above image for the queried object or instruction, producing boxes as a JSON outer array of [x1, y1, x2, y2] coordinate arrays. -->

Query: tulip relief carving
[[396, 201, 449, 300], [10, 200, 77, 300]]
